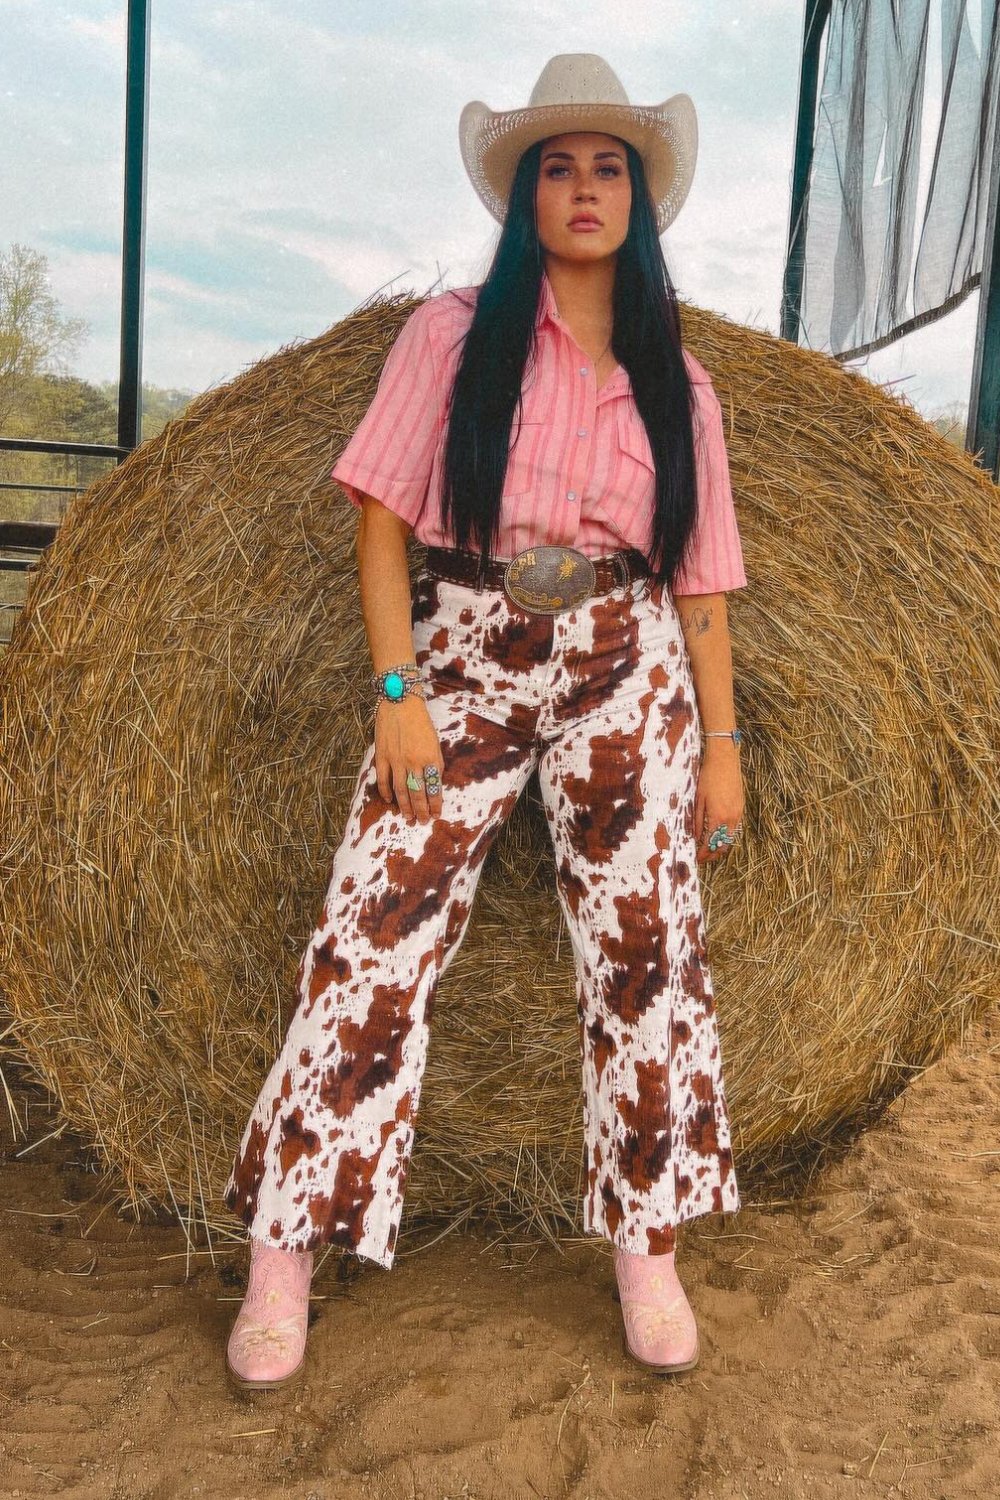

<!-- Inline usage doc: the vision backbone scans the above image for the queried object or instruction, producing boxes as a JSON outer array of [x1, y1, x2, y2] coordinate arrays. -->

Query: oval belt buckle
[[502, 545, 597, 615]]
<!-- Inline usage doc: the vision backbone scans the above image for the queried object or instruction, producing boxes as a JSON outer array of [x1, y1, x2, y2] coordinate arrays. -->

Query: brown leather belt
[[424, 543, 650, 615]]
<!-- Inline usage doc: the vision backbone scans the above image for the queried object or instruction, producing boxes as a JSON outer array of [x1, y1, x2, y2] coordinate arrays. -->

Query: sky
[[1, 0, 981, 427]]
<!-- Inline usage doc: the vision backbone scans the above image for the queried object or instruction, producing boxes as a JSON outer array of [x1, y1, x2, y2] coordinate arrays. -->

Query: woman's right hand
[[374, 694, 445, 824]]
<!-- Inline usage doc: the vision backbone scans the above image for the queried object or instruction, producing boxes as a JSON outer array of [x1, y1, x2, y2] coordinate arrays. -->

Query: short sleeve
[[672, 380, 748, 595], [330, 300, 443, 526]]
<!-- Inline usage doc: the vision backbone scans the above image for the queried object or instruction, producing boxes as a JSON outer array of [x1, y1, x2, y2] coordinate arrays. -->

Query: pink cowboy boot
[[612, 1245, 700, 1374], [226, 1238, 314, 1391]]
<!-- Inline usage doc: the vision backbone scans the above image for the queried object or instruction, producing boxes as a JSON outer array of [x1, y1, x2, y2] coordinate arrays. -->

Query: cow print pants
[[223, 567, 741, 1268]]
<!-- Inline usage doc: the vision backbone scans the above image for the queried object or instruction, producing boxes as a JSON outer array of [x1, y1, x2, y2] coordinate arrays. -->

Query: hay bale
[[1, 288, 998, 1254]]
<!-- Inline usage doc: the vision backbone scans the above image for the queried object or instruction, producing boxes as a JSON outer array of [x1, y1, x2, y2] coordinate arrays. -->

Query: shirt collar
[[537, 271, 562, 330], [536, 270, 629, 399]]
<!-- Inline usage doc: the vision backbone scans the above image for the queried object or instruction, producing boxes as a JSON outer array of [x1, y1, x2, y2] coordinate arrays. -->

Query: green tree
[[930, 401, 968, 449], [0, 241, 89, 436]]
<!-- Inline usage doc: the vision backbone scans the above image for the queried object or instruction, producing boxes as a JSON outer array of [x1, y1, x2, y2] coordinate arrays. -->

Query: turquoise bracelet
[[372, 662, 425, 704]]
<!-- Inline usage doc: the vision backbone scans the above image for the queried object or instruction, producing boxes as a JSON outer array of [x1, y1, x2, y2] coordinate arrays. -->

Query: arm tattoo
[[677, 602, 714, 636]]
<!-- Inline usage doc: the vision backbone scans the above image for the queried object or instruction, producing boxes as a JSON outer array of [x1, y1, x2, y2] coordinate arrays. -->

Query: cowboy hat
[[459, 53, 698, 235]]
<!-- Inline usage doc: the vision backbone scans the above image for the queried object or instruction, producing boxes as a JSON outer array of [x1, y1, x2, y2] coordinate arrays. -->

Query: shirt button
[[577, 428, 587, 438], [566, 490, 577, 501], [579, 366, 588, 376]]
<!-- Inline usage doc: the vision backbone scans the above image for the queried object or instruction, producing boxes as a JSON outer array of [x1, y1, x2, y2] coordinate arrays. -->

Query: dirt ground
[[0, 1006, 997, 1500]]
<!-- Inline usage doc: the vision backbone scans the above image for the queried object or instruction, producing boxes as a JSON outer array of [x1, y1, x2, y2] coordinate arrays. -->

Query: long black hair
[[438, 135, 700, 592]]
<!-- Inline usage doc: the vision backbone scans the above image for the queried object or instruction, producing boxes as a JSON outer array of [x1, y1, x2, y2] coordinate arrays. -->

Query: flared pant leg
[[533, 578, 741, 1254], [223, 677, 540, 1269]]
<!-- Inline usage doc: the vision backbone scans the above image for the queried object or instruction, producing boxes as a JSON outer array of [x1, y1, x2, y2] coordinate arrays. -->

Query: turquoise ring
[[707, 823, 736, 851]]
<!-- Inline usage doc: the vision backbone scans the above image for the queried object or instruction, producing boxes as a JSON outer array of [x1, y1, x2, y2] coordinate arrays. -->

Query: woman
[[224, 52, 746, 1389]]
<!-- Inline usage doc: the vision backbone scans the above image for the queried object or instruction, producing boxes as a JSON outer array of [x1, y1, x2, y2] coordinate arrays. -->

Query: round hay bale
[[1, 288, 998, 1255]]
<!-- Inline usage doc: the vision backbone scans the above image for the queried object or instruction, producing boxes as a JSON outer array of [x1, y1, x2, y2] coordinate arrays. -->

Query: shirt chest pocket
[[616, 403, 655, 479], [592, 404, 657, 545], [503, 378, 556, 498]]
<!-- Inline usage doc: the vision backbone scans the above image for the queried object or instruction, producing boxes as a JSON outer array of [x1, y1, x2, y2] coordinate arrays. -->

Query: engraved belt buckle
[[502, 545, 598, 615]]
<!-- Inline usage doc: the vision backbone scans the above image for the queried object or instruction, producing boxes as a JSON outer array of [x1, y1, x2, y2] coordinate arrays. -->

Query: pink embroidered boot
[[226, 1237, 315, 1391], [612, 1244, 700, 1374]]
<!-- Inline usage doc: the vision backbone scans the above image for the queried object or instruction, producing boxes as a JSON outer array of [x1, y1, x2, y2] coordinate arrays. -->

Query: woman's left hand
[[693, 745, 745, 865]]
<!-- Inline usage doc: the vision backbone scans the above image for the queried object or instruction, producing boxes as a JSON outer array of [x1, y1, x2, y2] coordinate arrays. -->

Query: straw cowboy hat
[[459, 53, 698, 235]]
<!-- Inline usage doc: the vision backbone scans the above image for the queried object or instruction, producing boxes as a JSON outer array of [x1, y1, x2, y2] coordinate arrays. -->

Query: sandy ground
[[0, 1006, 997, 1500]]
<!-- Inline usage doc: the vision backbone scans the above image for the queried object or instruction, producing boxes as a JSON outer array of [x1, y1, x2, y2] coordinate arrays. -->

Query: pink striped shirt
[[331, 271, 747, 594]]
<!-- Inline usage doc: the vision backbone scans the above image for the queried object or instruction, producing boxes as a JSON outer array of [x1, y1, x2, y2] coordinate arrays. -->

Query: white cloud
[[65, 12, 126, 55]]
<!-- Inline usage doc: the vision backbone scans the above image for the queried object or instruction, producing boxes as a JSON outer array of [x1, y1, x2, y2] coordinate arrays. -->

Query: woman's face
[[534, 131, 632, 265]]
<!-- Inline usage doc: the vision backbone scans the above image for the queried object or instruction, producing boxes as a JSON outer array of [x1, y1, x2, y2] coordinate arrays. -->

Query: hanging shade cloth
[[800, 0, 999, 359]]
